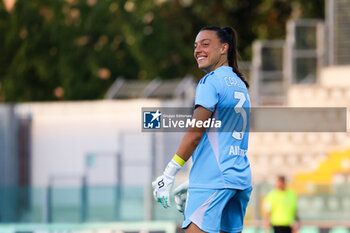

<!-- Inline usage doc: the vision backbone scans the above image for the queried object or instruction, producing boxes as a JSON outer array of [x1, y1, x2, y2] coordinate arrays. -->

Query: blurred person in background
[[152, 26, 252, 233], [263, 176, 300, 233]]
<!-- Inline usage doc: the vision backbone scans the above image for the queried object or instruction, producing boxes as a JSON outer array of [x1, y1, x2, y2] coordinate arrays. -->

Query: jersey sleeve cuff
[[195, 103, 215, 112]]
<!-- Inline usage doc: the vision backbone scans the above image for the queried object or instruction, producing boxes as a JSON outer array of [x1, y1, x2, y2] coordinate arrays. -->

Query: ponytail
[[200, 26, 249, 88], [222, 27, 249, 88]]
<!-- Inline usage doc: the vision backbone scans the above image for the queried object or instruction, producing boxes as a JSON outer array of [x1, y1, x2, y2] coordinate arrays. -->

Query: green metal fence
[[1, 184, 350, 223]]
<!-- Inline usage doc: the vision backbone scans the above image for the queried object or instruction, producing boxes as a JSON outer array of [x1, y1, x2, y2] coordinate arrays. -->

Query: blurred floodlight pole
[[3, 0, 16, 12]]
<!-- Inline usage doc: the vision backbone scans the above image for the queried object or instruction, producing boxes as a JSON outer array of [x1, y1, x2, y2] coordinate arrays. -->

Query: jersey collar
[[213, 66, 232, 73]]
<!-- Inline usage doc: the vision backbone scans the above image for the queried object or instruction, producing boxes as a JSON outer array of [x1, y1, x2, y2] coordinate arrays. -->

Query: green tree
[[0, 0, 324, 102]]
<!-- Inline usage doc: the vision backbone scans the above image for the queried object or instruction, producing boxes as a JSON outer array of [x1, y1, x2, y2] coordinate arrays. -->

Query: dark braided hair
[[200, 26, 249, 88]]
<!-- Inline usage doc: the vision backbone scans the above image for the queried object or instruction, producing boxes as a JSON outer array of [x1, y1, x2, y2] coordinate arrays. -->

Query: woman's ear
[[221, 43, 229, 54]]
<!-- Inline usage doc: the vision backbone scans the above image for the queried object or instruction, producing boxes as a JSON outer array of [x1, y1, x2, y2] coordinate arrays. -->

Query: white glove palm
[[152, 159, 183, 208], [152, 174, 174, 208], [174, 180, 189, 213]]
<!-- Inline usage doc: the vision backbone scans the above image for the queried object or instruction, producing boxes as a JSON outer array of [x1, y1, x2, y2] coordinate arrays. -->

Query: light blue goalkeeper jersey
[[189, 65, 251, 190]]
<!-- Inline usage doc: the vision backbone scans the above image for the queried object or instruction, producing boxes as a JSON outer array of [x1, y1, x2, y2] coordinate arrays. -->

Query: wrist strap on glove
[[173, 154, 186, 166]]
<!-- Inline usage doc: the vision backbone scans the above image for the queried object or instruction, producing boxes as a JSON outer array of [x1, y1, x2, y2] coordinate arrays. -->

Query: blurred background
[[0, 0, 350, 232]]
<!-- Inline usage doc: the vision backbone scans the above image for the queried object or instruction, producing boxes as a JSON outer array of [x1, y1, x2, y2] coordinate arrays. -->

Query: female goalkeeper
[[152, 26, 252, 233]]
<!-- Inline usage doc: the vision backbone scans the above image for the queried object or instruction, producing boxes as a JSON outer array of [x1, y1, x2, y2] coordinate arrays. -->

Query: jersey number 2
[[232, 91, 247, 140]]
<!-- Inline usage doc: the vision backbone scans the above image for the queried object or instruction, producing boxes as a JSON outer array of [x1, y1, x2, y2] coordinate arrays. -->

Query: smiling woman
[[152, 26, 252, 233], [194, 30, 227, 73], [194, 26, 249, 88]]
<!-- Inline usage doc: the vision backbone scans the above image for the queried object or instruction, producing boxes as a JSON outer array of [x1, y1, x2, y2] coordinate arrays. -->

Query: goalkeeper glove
[[152, 154, 185, 208], [174, 180, 189, 213]]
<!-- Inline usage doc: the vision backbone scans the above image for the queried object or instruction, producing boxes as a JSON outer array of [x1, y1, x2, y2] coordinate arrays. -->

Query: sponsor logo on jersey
[[229, 145, 247, 156]]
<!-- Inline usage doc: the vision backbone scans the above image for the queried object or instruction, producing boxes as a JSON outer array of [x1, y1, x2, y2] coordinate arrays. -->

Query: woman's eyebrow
[[194, 39, 211, 44]]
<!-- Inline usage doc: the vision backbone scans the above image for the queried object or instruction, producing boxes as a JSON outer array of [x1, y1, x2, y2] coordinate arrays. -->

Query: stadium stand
[[105, 77, 196, 101]]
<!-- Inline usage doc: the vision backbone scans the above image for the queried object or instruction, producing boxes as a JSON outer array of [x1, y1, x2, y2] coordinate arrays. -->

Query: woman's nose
[[194, 45, 201, 53]]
